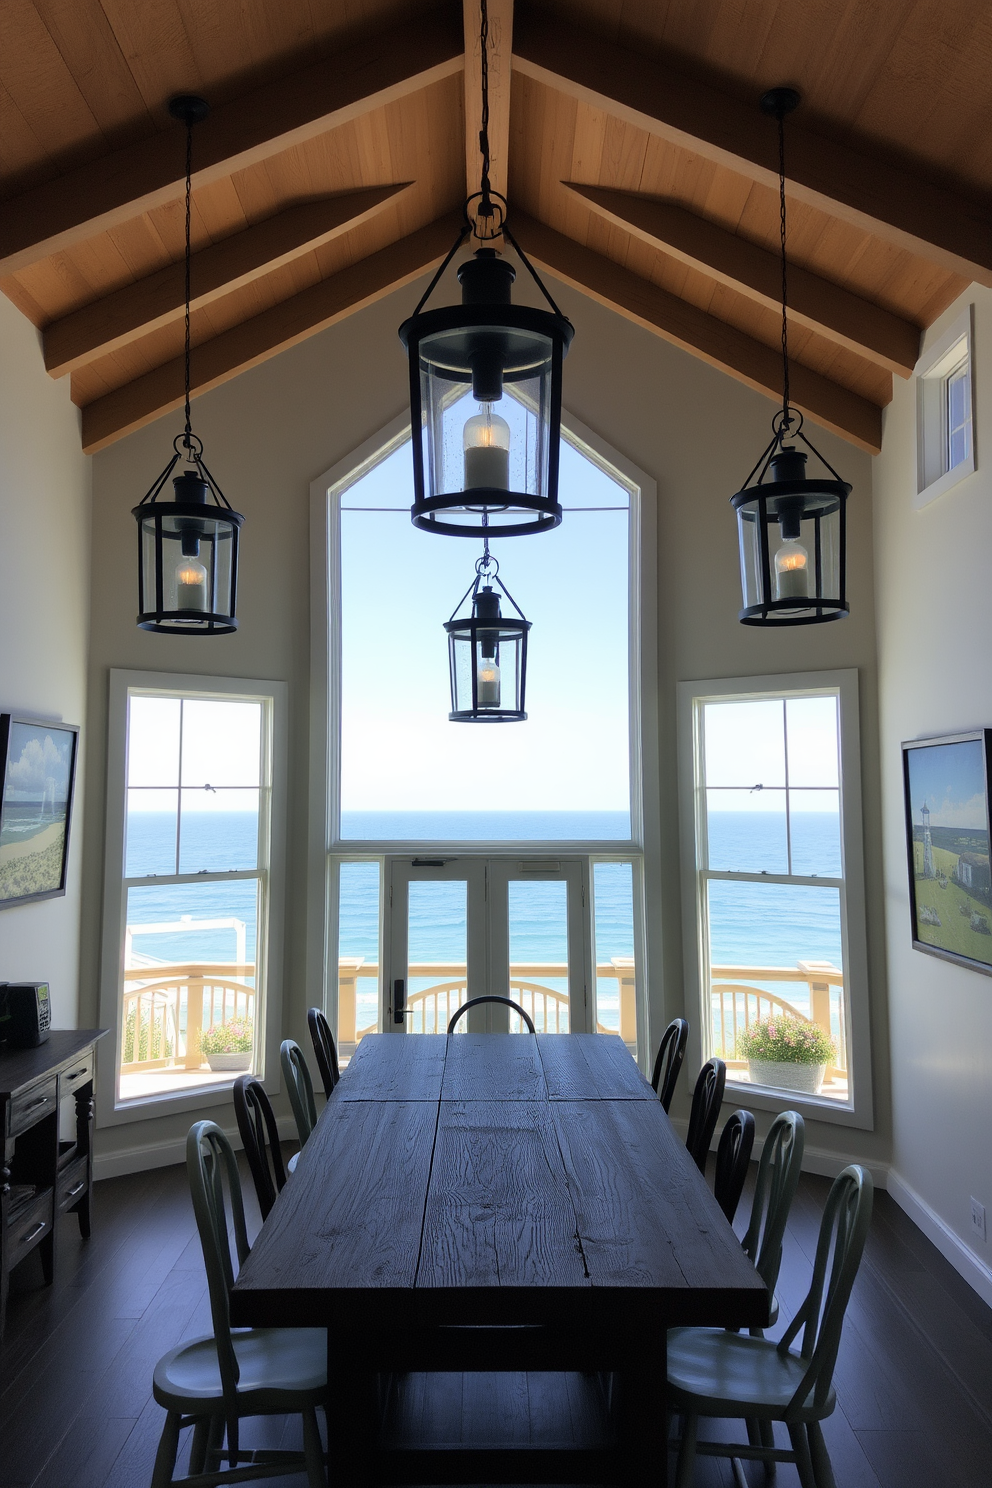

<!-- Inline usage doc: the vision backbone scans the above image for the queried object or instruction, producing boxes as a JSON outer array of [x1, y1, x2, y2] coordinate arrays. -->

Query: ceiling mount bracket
[[167, 94, 210, 126], [760, 87, 801, 118]]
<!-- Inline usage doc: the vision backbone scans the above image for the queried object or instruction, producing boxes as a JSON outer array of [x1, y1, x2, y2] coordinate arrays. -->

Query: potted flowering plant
[[200, 1017, 254, 1073], [737, 1016, 835, 1095]]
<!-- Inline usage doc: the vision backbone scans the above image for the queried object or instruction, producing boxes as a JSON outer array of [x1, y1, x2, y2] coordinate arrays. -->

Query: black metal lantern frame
[[132, 94, 244, 635], [731, 86, 852, 627], [444, 550, 531, 721], [731, 408, 850, 626], [134, 433, 243, 634], [398, 0, 574, 539]]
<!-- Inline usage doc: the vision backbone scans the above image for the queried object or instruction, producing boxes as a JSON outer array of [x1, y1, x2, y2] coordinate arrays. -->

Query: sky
[[127, 696, 261, 812], [703, 695, 841, 813], [907, 739, 988, 830], [337, 417, 632, 812]]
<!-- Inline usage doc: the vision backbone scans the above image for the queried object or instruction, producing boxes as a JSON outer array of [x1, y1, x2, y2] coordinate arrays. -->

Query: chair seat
[[153, 1328, 326, 1410], [667, 1327, 834, 1421], [287, 1151, 299, 1175]]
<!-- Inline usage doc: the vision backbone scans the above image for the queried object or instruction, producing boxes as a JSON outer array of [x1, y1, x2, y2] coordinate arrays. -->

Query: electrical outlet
[[971, 1198, 987, 1242]]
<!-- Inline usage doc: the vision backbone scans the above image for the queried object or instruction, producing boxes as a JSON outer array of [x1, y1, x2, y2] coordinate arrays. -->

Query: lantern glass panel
[[735, 485, 844, 622], [419, 321, 553, 528], [448, 626, 526, 718], [139, 511, 237, 623]]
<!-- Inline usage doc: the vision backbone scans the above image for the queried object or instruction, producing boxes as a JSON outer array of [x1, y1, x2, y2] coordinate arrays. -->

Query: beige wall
[[0, 295, 91, 1029], [85, 265, 887, 1172], [873, 285, 992, 1301]]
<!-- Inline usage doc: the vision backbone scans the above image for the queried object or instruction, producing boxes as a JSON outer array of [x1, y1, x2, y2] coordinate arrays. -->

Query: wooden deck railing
[[710, 961, 846, 1076], [121, 964, 255, 1072]]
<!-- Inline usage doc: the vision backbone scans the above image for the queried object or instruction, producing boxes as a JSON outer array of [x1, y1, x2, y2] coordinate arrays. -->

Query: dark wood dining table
[[230, 1032, 768, 1485]]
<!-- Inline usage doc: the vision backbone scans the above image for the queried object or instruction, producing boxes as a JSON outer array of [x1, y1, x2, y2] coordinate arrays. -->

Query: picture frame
[[902, 729, 992, 976], [0, 714, 80, 910]]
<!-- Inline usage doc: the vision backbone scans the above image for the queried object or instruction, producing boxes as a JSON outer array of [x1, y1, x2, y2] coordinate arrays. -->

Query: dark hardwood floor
[[1, 1154, 991, 1487]]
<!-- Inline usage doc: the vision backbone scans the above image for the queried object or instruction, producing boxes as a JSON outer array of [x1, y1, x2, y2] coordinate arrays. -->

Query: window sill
[[914, 450, 975, 510], [724, 1073, 872, 1130]]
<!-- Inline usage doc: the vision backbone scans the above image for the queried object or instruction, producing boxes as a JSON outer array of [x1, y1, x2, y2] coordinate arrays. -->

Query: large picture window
[[679, 670, 872, 1124], [99, 672, 286, 1117]]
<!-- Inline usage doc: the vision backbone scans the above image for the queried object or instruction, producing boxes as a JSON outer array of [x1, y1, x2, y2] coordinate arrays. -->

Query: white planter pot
[[747, 1059, 826, 1095], [205, 1052, 252, 1072]]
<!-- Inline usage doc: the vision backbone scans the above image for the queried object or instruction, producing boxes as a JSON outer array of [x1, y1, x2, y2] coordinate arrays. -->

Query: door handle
[[393, 979, 406, 1025]]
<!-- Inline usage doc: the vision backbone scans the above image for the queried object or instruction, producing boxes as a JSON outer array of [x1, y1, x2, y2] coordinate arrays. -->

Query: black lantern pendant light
[[398, 0, 574, 538], [731, 88, 851, 627], [445, 544, 530, 721], [132, 96, 244, 634]]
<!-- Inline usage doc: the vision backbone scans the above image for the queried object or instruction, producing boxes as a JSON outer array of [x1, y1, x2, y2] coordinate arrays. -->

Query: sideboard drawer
[[6, 1188, 54, 1269], [58, 1055, 94, 1100], [57, 1156, 89, 1213], [9, 1077, 57, 1137]]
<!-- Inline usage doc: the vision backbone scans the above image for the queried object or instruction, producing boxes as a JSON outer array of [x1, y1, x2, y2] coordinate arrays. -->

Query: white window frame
[[677, 669, 874, 1129], [97, 669, 288, 1126], [916, 304, 975, 509], [307, 410, 663, 1073]]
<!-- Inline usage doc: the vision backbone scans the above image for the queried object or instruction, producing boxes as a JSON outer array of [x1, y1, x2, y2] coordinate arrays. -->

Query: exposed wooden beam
[[43, 186, 411, 378], [566, 183, 920, 379], [80, 213, 461, 454], [513, 6, 992, 288], [463, 0, 513, 220], [0, 7, 463, 277], [512, 211, 882, 454]]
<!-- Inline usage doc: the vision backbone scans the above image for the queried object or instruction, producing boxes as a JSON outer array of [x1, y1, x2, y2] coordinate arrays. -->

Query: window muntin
[[695, 688, 852, 1104], [116, 690, 271, 1106]]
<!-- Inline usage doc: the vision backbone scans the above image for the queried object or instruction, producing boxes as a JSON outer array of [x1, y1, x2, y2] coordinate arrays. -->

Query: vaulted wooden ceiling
[[3, 0, 992, 455]]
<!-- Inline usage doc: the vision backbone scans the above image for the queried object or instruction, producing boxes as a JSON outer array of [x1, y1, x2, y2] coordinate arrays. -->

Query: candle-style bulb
[[477, 651, 500, 706], [463, 408, 511, 491], [176, 554, 208, 612], [774, 538, 809, 601]]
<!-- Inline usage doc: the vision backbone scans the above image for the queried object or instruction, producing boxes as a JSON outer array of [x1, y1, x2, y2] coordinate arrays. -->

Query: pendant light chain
[[776, 106, 790, 428], [478, 0, 493, 218], [183, 119, 193, 447]]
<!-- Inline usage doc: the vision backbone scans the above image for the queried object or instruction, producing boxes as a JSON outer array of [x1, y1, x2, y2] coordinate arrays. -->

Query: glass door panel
[[489, 859, 590, 1032], [387, 859, 486, 1032], [337, 861, 381, 1055]]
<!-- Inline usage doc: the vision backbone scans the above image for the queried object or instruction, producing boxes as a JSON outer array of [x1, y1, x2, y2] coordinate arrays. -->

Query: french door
[[384, 856, 592, 1034]]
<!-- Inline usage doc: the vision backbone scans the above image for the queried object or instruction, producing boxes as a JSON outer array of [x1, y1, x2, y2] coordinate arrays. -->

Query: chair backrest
[[741, 1109, 805, 1296], [186, 1121, 250, 1405], [447, 995, 536, 1034], [280, 1038, 318, 1145], [685, 1058, 727, 1171], [233, 1075, 287, 1220], [307, 1006, 339, 1097], [780, 1164, 873, 1414], [651, 1018, 689, 1111], [713, 1108, 756, 1222]]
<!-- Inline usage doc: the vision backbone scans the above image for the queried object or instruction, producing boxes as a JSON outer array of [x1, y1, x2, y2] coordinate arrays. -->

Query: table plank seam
[[412, 1037, 450, 1287]]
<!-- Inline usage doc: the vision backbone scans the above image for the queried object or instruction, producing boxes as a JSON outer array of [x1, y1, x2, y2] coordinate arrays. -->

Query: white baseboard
[[887, 1167, 992, 1311], [93, 1116, 299, 1180]]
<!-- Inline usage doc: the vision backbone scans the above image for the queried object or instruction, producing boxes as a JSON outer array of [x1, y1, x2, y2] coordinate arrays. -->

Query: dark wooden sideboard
[[1, 1029, 107, 1337]]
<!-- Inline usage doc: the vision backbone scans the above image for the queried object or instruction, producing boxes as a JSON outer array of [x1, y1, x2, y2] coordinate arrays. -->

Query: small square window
[[916, 307, 975, 508]]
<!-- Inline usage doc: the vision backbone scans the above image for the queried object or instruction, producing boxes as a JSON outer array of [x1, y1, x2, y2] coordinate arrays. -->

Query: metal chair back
[[307, 1007, 339, 1096], [280, 1038, 318, 1146], [651, 1017, 689, 1111], [447, 995, 536, 1034], [742, 1109, 805, 1296], [185, 1122, 250, 1413], [685, 1058, 727, 1171], [713, 1109, 755, 1222], [233, 1075, 286, 1220]]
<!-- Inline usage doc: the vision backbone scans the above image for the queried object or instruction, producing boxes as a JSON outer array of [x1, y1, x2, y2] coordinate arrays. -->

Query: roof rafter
[[44, 185, 411, 378], [566, 183, 920, 378], [513, 211, 883, 453], [80, 213, 461, 454], [0, 7, 463, 276], [513, 5, 992, 288]]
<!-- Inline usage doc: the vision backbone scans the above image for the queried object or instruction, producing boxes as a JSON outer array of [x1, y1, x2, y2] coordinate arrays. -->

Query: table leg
[[326, 1341, 378, 1487], [615, 1336, 667, 1488]]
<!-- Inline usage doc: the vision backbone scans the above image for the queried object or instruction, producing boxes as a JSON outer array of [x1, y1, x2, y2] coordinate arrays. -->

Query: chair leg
[[150, 1410, 182, 1488], [759, 1419, 777, 1479], [188, 1418, 210, 1475], [787, 1424, 818, 1488], [302, 1406, 326, 1488], [674, 1411, 699, 1488], [807, 1421, 837, 1488], [204, 1416, 225, 1473]]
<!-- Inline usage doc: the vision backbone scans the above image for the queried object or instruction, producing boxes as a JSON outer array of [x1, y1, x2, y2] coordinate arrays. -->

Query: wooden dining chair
[[712, 1109, 755, 1223], [149, 1121, 327, 1488], [447, 995, 536, 1034], [307, 1007, 339, 1097], [667, 1165, 874, 1488], [650, 1017, 689, 1112], [740, 1108, 805, 1329], [233, 1075, 286, 1221], [280, 1039, 318, 1148], [684, 1058, 727, 1172]]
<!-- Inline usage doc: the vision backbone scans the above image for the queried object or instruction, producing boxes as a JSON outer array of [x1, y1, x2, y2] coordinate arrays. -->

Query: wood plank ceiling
[[3, 0, 992, 455]]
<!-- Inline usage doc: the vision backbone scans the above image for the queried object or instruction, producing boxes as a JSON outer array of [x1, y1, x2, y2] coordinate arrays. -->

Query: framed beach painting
[[902, 730, 992, 975], [0, 715, 80, 909]]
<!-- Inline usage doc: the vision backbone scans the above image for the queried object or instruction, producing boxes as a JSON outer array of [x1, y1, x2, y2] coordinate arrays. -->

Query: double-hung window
[[679, 670, 872, 1124], [99, 671, 286, 1119]]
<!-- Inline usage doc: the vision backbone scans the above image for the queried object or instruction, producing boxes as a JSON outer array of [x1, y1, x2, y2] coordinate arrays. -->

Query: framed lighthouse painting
[[903, 730, 992, 975]]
